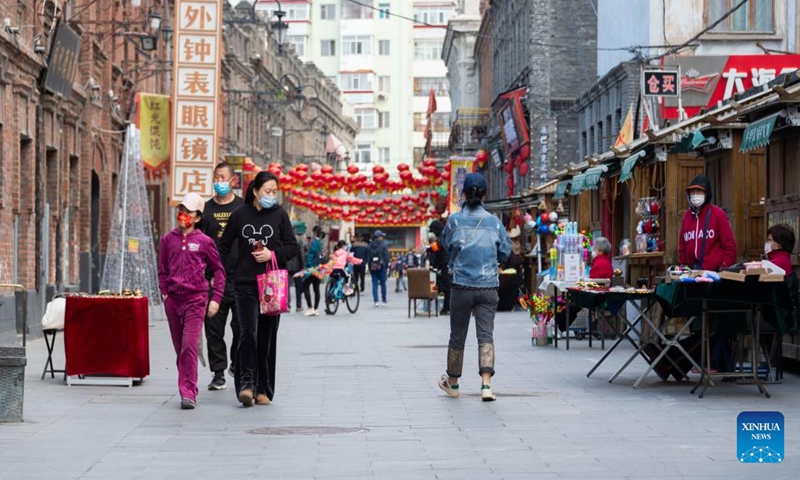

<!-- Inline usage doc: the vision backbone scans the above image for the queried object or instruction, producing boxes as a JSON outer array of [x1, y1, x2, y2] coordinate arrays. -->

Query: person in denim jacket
[[438, 173, 511, 401]]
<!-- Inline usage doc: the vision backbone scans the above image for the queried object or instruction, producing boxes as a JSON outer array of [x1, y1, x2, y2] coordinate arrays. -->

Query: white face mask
[[689, 194, 705, 208], [765, 242, 773, 255], [591, 250, 599, 259]]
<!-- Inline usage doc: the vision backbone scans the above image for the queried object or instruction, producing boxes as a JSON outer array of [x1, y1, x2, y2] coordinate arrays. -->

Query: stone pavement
[[2, 296, 799, 480]]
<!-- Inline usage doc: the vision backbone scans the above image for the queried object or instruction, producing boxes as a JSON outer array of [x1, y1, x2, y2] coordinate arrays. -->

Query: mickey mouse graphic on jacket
[[218, 171, 298, 407], [679, 174, 737, 271]]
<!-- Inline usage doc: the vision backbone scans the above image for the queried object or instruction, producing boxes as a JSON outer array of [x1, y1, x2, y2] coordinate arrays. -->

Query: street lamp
[[271, 6, 289, 55]]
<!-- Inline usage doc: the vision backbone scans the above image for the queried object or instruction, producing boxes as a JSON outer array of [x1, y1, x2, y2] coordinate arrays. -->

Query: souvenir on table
[[635, 197, 662, 253]]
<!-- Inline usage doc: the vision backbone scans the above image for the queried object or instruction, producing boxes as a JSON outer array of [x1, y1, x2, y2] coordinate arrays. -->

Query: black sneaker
[[180, 398, 196, 410], [208, 373, 226, 391]]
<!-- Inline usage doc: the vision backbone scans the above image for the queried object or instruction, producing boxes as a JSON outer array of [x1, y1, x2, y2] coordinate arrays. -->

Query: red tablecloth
[[64, 296, 150, 378]]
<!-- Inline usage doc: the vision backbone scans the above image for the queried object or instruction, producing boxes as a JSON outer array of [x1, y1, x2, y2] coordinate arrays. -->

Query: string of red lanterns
[[270, 159, 447, 225]]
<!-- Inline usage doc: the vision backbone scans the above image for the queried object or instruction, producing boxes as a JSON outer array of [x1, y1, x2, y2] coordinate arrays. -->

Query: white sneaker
[[303, 309, 316, 316], [381, 302, 388, 307], [481, 385, 496, 402], [438, 374, 460, 398], [312, 309, 320, 316], [374, 302, 380, 307]]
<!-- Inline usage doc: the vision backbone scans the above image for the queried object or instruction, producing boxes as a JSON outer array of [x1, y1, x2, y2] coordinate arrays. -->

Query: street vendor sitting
[[589, 237, 614, 280], [765, 224, 794, 275]]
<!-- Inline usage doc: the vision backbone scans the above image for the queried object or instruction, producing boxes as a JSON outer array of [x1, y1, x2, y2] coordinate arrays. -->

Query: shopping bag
[[257, 256, 289, 315]]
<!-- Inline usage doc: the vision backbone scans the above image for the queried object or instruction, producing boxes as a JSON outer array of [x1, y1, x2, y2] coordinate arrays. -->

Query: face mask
[[591, 250, 599, 259], [689, 194, 705, 208], [177, 212, 194, 229], [259, 195, 276, 209], [214, 181, 230, 196], [765, 242, 773, 254]]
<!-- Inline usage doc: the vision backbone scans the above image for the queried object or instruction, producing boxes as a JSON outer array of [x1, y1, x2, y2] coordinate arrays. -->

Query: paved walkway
[[2, 296, 799, 479]]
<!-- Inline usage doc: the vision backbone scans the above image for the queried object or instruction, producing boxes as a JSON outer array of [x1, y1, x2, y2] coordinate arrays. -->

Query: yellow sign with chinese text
[[138, 93, 171, 173]]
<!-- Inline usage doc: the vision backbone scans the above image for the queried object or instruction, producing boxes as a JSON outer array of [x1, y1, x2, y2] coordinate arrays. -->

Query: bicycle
[[324, 263, 360, 315]]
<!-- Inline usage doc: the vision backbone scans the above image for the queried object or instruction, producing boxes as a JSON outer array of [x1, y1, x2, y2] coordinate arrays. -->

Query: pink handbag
[[257, 256, 289, 315]]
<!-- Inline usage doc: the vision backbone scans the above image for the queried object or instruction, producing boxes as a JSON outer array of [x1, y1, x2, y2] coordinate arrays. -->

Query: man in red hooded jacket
[[679, 174, 737, 270]]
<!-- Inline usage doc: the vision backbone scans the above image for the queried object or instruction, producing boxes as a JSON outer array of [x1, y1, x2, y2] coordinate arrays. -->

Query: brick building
[[0, 0, 170, 340], [446, 0, 596, 200]]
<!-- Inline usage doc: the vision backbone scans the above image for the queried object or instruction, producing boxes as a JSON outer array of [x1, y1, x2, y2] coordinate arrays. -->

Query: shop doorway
[[91, 170, 101, 292]]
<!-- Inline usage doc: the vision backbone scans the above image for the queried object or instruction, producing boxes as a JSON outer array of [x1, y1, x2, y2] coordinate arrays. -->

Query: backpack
[[369, 244, 384, 271]]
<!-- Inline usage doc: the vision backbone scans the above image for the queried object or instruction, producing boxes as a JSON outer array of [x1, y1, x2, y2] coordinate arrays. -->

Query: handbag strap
[[696, 207, 712, 269], [266, 253, 278, 273], [451, 213, 488, 267]]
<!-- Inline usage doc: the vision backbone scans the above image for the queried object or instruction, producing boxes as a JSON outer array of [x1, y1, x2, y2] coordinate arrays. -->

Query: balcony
[[448, 108, 490, 153]]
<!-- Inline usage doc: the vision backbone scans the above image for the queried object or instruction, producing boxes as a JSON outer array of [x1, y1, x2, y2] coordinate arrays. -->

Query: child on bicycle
[[331, 240, 362, 296]]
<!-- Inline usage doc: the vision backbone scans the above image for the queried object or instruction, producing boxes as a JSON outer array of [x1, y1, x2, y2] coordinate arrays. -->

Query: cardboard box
[[745, 268, 768, 276], [721, 270, 746, 282], [759, 274, 784, 283]]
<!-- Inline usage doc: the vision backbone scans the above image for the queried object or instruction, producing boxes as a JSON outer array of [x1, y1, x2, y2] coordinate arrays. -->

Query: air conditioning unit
[[271, 127, 283, 137], [377, 92, 388, 101]]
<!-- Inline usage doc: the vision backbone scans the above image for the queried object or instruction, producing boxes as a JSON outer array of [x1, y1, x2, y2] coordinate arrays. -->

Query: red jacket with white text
[[678, 203, 737, 271]]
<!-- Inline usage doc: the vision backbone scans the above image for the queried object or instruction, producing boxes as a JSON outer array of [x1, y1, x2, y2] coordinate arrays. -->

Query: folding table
[[654, 280, 792, 398]]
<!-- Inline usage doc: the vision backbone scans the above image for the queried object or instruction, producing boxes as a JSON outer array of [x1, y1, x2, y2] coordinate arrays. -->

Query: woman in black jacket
[[219, 171, 299, 407]]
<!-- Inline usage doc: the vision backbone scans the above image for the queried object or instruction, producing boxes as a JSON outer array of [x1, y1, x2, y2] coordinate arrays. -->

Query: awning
[[671, 130, 707, 153], [581, 165, 608, 191], [569, 174, 585, 196], [739, 113, 780, 153], [619, 151, 646, 183], [553, 181, 570, 200], [326, 133, 345, 156]]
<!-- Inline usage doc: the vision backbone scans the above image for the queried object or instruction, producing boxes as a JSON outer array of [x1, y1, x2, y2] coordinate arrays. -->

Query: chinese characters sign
[[137, 93, 170, 173], [642, 70, 680, 97], [662, 55, 800, 120], [42, 24, 82, 99], [170, 0, 223, 200]]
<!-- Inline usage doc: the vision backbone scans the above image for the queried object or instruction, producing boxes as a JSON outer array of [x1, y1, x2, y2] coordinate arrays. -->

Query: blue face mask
[[259, 195, 276, 209], [214, 181, 230, 196]]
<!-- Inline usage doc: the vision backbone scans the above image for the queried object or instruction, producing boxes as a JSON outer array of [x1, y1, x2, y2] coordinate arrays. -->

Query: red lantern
[[397, 163, 410, 172], [423, 157, 436, 168], [520, 144, 531, 161], [519, 162, 529, 176], [503, 160, 515, 174], [475, 149, 489, 168], [443, 162, 451, 173]]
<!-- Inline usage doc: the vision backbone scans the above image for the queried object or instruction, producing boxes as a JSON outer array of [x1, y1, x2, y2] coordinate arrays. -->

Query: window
[[343, 0, 373, 19], [413, 77, 449, 96], [320, 4, 336, 20], [708, 0, 773, 32], [413, 6, 453, 25], [379, 111, 390, 129], [342, 35, 372, 55], [355, 144, 373, 164], [286, 35, 306, 56], [321, 40, 336, 56], [378, 3, 390, 19], [379, 40, 390, 56], [285, 3, 309, 20], [346, 93, 373, 104], [379, 147, 390, 164], [355, 109, 377, 129], [340, 73, 374, 91], [378, 75, 391, 92], [414, 39, 442, 60], [414, 112, 449, 131]]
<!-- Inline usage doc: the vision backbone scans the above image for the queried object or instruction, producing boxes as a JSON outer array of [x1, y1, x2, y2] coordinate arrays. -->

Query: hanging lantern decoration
[[475, 149, 489, 169]]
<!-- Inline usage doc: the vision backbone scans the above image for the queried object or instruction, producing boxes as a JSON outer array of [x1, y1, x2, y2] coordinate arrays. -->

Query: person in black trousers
[[350, 233, 370, 292], [428, 220, 451, 315], [218, 171, 299, 407]]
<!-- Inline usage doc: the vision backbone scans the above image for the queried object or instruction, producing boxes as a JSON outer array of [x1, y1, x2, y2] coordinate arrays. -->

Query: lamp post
[[271, 1, 289, 55]]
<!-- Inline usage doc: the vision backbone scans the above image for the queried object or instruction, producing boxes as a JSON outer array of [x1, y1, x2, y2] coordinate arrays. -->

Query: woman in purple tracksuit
[[158, 193, 226, 410]]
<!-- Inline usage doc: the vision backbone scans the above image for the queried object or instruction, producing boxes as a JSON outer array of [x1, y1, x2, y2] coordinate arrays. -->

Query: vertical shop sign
[[137, 93, 171, 175], [448, 157, 475, 214], [170, 0, 223, 201]]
